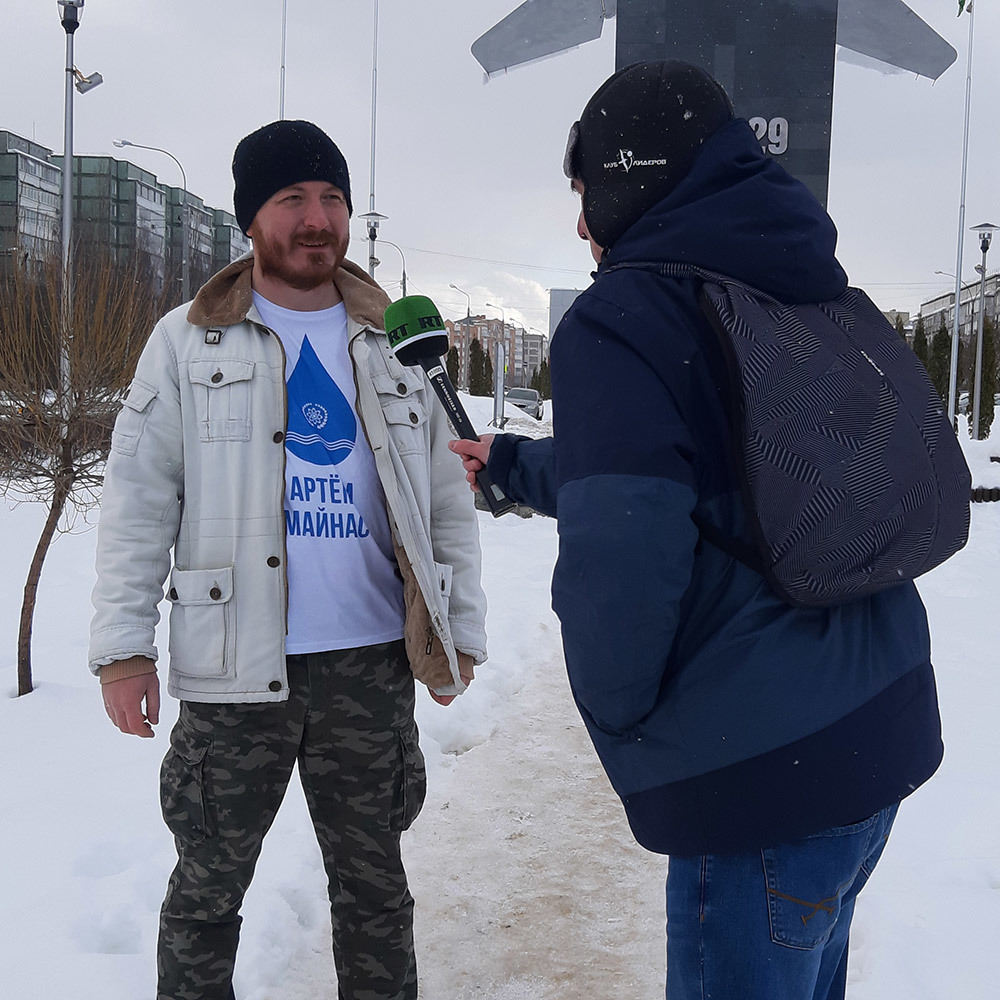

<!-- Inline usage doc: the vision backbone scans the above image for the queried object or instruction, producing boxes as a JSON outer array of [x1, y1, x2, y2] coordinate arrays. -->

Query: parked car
[[505, 387, 544, 420]]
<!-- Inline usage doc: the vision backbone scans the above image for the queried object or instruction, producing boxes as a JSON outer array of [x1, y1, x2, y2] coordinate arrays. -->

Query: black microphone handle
[[417, 357, 516, 518]]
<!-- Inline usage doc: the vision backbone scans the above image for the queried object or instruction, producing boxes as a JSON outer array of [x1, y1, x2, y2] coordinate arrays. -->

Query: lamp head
[[57, 0, 84, 31], [359, 210, 387, 244], [971, 222, 998, 253]]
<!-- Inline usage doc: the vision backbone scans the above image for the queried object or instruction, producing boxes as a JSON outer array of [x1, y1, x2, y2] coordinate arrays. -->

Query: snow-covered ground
[[1, 397, 998, 999]]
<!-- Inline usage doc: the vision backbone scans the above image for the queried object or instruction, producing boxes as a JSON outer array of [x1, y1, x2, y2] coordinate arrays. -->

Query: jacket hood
[[601, 119, 848, 304], [186, 253, 391, 330]]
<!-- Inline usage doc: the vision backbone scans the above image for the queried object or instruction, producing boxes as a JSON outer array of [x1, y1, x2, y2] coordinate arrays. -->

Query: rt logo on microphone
[[387, 312, 444, 349]]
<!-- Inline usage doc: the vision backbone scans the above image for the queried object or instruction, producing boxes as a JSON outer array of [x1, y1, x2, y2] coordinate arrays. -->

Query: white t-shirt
[[253, 292, 405, 654]]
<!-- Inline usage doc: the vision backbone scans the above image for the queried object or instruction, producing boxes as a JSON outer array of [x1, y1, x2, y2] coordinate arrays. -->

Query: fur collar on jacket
[[185, 253, 391, 330]]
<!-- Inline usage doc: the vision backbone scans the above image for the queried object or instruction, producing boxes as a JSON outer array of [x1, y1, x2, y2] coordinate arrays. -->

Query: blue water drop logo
[[285, 336, 356, 466]]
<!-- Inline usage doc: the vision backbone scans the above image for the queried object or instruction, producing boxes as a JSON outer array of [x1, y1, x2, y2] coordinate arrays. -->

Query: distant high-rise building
[[521, 329, 548, 384], [0, 131, 61, 266], [164, 187, 214, 295], [66, 153, 168, 287], [918, 276, 999, 343], [446, 314, 490, 389], [212, 209, 251, 275], [0, 128, 252, 298]]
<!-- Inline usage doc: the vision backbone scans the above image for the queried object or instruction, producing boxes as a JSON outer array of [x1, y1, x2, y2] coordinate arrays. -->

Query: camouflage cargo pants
[[157, 639, 426, 1000]]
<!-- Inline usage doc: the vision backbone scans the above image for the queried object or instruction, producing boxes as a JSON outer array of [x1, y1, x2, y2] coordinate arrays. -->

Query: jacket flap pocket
[[121, 378, 158, 412], [188, 359, 255, 388], [168, 566, 234, 606], [382, 397, 428, 428], [434, 561, 453, 598], [372, 369, 425, 398]]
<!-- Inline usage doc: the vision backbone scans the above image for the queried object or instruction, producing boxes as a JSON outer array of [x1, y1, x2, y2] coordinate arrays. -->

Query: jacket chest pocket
[[372, 370, 428, 455], [167, 566, 236, 678], [188, 359, 255, 442]]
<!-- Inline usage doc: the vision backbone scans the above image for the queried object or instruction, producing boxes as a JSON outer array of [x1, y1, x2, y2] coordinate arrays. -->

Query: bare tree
[[0, 251, 167, 695]]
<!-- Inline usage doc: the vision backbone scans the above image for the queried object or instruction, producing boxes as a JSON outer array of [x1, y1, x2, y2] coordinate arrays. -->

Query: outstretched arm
[[449, 434, 558, 517]]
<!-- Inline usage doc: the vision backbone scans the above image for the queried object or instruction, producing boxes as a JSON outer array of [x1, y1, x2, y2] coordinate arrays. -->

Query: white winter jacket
[[89, 256, 487, 702]]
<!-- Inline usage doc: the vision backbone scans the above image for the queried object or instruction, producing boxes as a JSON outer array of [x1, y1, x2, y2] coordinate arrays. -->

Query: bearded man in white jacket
[[89, 119, 487, 1000]]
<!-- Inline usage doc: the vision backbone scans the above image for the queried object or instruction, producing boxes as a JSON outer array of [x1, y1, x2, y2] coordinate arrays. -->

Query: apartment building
[[0, 130, 62, 266], [917, 274, 999, 339], [0, 129, 251, 295]]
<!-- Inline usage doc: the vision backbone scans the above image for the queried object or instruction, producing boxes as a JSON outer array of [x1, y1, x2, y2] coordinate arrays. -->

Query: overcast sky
[[4, 0, 998, 330]]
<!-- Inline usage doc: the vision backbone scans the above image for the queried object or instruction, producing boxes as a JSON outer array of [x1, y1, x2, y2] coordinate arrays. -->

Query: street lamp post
[[948, 2, 977, 428], [366, 0, 380, 278], [279, 0, 287, 119], [113, 138, 189, 302], [376, 238, 406, 297], [57, 0, 102, 425], [450, 283, 471, 388], [486, 301, 505, 359], [970, 222, 998, 439], [486, 301, 506, 427]]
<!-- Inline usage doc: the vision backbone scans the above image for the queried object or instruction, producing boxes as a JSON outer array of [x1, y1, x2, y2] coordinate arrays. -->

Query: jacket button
[[267, 556, 280, 567], [211, 371, 223, 383], [273, 431, 284, 443], [409, 411, 418, 424], [268, 681, 282, 692], [168, 587, 178, 600], [209, 587, 222, 600], [397, 382, 407, 395]]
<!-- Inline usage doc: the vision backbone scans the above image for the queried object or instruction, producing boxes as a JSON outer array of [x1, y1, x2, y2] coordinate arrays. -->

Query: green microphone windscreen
[[384, 295, 450, 366]]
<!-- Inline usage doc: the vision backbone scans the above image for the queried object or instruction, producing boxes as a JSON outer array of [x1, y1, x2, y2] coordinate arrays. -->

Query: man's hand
[[447, 435, 494, 493], [428, 652, 476, 707], [103, 674, 161, 738]]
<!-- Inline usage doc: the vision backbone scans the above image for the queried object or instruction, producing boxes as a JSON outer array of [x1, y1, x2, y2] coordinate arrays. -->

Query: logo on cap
[[603, 148, 669, 173]]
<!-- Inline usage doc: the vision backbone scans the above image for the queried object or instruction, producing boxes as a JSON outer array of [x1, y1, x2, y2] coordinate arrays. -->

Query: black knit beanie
[[232, 120, 352, 235], [564, 61, 734, 249]]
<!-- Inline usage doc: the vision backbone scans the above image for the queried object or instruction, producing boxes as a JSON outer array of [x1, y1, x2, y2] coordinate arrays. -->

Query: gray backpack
[[610, 262, 972, 607]]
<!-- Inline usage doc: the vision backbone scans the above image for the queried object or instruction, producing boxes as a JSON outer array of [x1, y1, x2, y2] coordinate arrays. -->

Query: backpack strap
[[690, 513, 765, 574], [602, 259, 770, 578], [603, 260, 782, 305]]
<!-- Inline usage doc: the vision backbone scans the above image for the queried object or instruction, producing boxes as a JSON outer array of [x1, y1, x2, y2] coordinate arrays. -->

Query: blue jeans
[[665, 804, 898, 1000]]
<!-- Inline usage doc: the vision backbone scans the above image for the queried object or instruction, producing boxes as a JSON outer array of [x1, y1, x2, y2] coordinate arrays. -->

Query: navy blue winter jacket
[[489, 120, 943, 855]]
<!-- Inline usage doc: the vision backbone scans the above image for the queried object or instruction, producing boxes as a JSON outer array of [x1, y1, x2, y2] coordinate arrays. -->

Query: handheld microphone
[[383, 295, 516, 518]]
